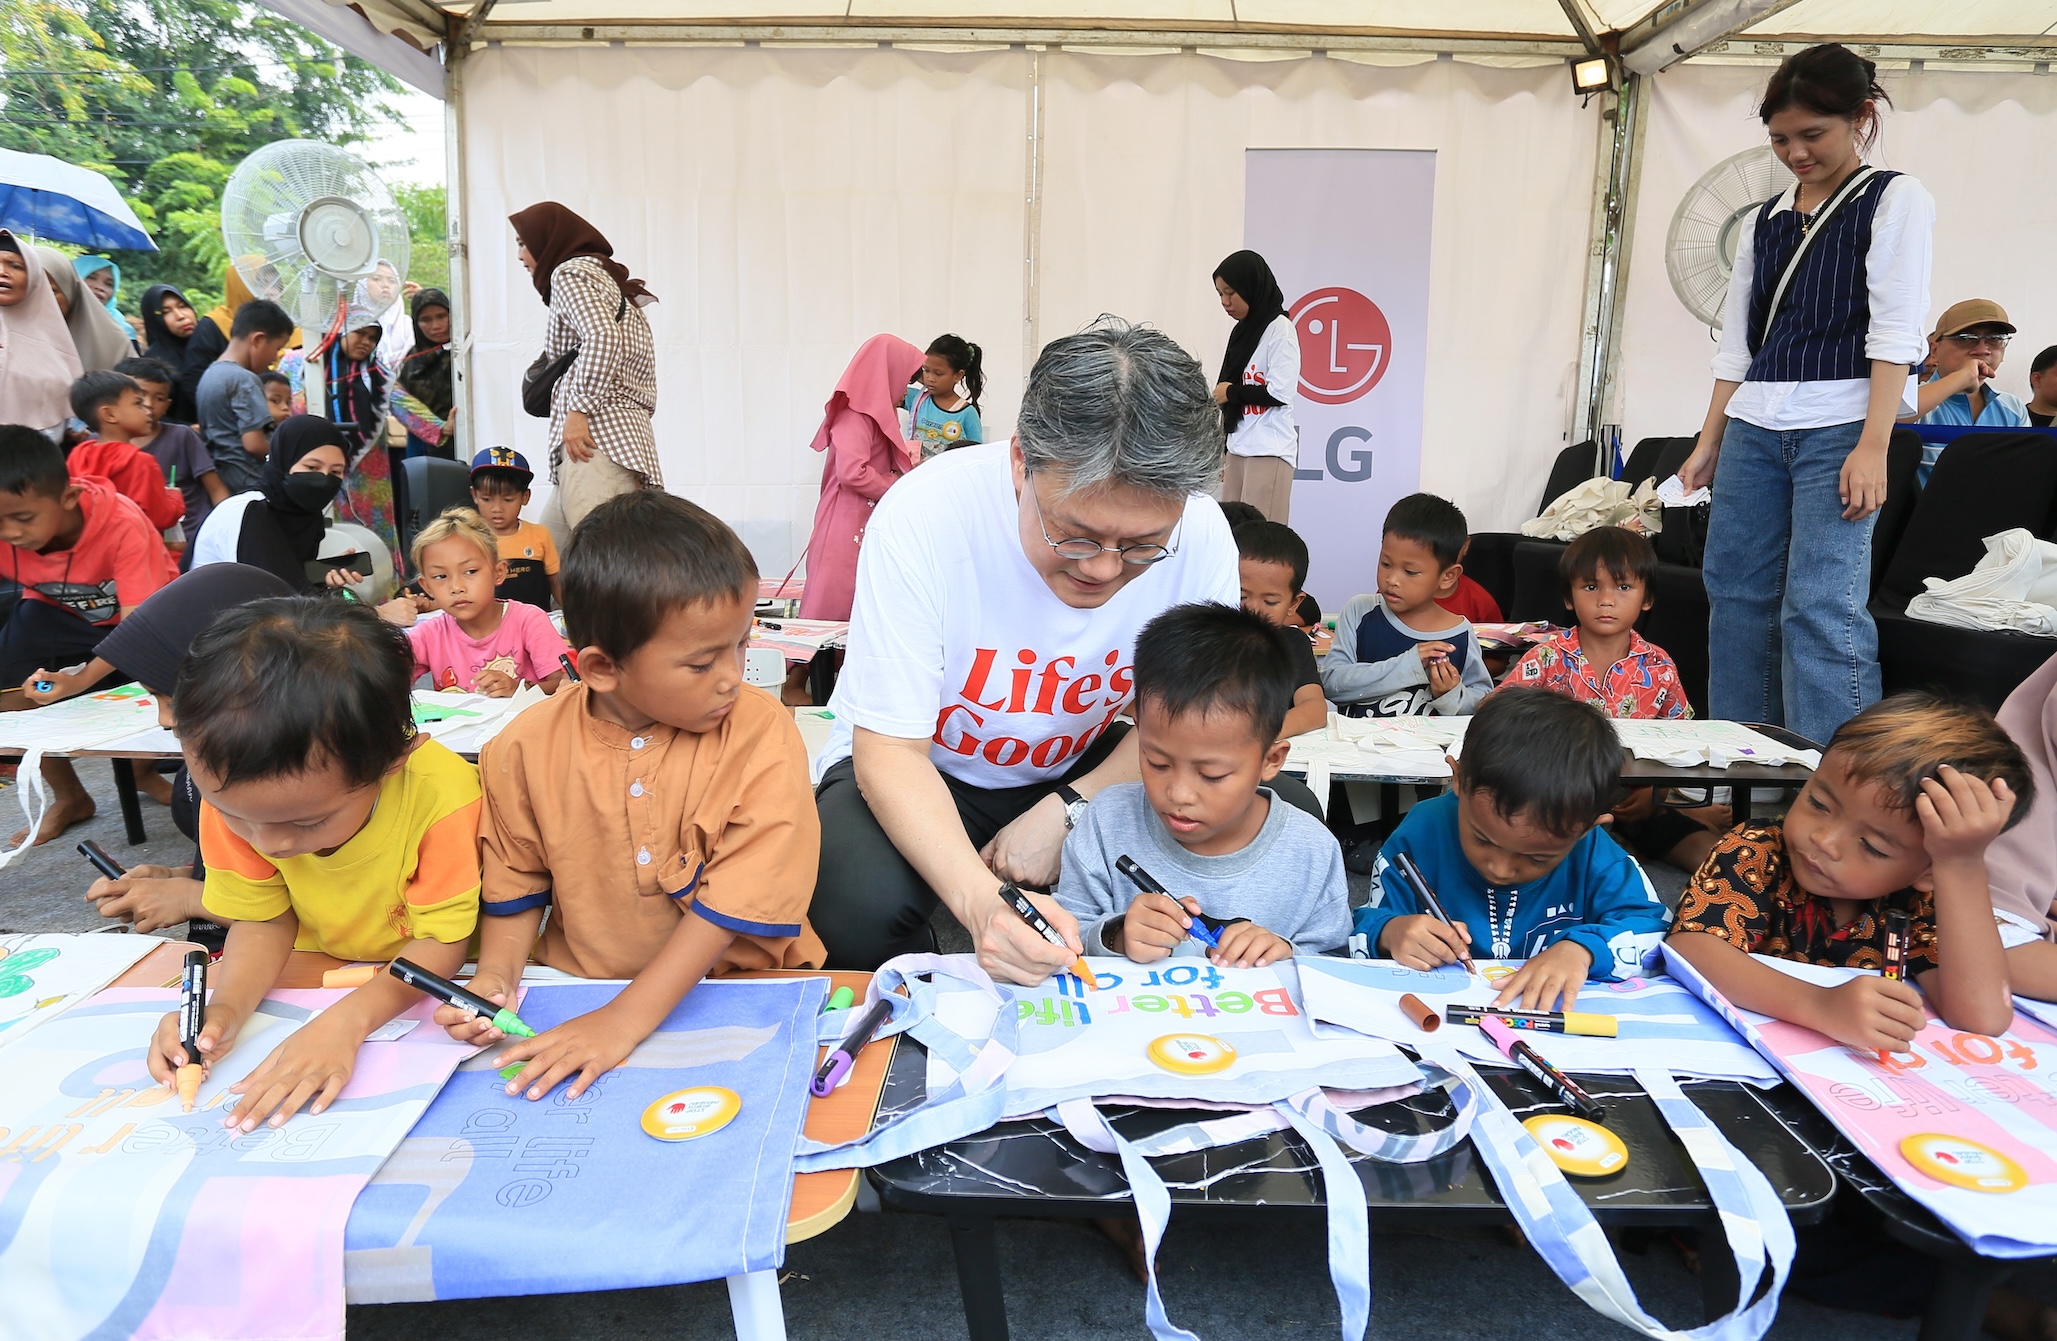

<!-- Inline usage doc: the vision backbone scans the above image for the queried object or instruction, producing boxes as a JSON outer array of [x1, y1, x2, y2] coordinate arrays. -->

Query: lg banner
[[1244, 149, 1435, 610]]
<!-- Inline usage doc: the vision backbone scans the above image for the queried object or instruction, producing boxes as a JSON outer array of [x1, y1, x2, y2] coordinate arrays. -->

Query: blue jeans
[[1703, 417, 1880, 744]]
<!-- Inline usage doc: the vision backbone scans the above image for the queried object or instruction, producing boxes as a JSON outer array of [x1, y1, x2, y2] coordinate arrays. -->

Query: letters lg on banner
[[1246, 149, 1434, 609]]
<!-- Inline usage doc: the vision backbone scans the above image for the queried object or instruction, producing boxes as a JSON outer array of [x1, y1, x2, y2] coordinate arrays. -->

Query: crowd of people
[[4, 38, 2057, 1334]]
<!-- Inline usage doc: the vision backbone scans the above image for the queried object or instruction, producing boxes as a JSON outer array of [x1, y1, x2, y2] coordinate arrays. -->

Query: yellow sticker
[[641, 1086, 742, 1142], [1146, 1034, 1238, 1076], [1899, 1133, 2029, 1194], [1523, 1115, 1629, 1178]]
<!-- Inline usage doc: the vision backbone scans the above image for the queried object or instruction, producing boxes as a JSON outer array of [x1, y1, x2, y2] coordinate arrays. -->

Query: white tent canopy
[[292, 0, 2057, 571]]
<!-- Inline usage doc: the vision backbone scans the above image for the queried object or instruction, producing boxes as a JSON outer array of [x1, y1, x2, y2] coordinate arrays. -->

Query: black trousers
[[810, 722, 1325, 970]]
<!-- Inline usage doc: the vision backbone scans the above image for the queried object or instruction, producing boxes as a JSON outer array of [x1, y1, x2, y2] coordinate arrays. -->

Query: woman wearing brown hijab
[[509, 202, 658, 543]]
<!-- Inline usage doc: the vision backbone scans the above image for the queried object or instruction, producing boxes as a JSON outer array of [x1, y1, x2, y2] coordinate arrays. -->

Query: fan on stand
[[1664, 145, 1786, 329], [219, 138, 410, 345], [220, 139, 411, 599]]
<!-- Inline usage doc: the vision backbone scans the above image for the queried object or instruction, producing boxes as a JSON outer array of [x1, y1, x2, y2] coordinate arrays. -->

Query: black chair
[[1872, 431, 2057, 710], [397, 456, 475, 574], [1464, 442, 1601, 616]]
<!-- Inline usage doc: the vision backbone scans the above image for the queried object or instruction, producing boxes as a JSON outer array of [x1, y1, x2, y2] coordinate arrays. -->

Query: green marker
[[388, 957, 537, 1038], [499, 1062, 525, 1081], [823, 986, 855, 1013]]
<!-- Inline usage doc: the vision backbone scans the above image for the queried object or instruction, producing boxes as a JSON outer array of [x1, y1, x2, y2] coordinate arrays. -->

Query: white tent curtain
[[462, 45, 1597, 573], [1618, 62, 2057, 450]]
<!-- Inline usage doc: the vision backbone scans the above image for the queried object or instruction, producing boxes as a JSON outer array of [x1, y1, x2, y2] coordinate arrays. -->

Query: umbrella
[[0, 147, 156, 252]]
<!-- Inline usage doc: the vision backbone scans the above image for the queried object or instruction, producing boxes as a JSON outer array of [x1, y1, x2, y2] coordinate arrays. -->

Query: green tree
[[395, 182, 448, 296], [0, 0, 414, 313]]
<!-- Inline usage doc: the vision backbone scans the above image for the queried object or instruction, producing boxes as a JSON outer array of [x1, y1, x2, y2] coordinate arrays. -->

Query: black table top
[[867, 1035, 1837, 1227]]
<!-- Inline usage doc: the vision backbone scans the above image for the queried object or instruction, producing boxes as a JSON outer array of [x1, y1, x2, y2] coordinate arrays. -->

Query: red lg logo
[[1291, 288, 1392, 404]]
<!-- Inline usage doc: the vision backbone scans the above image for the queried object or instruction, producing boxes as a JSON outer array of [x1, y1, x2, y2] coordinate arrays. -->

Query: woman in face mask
[[186, 415, 349, 592]]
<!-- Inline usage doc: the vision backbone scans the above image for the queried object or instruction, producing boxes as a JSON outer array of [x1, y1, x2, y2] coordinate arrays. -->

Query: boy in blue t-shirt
[[1319, 492, 1489, 717], [1354, 687, 1670, 1012]]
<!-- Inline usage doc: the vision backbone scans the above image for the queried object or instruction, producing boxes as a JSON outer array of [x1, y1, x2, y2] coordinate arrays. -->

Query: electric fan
[[1664, 145, 1787, 330], [218, 139, 410, 338]]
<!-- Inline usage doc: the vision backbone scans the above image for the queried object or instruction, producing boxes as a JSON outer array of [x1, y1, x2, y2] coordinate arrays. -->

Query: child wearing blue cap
[[470, 446, 560, 610]]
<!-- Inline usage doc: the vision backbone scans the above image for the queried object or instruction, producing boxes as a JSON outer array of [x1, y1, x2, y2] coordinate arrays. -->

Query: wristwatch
[[1056, 784, 1088, 831]]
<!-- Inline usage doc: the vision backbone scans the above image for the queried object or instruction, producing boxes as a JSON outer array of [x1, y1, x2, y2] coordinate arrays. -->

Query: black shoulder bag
[[521, 290, 628, 419]]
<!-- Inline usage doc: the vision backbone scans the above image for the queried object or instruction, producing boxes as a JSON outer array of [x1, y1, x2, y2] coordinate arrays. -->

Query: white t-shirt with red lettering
[[818, 440, 1239, 790]]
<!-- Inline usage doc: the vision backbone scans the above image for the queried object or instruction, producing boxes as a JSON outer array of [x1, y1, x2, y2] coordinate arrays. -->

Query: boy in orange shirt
[[442, 491, 824, 1101]]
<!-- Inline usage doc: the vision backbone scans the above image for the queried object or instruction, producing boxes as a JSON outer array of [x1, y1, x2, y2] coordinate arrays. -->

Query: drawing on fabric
[[0, 987, 471, 1341], [343, 978, 824, 1305], [1297, 956, 1779, 1083]]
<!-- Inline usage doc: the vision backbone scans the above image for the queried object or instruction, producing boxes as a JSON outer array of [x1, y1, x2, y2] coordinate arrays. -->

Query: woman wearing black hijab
[[186, 415, 349, 591], [1212, 249, 1302, 523], [51, 564, 296, 939], [391, 287, 457, 459], [140, 284, 203, 424]]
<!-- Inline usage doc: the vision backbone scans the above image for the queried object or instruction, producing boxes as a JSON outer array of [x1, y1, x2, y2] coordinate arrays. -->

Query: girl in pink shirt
[[400, 508, 568, 696]]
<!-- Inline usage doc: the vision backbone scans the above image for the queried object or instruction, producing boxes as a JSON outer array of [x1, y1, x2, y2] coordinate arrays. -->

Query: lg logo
[[1289, 287, 1392, 483]]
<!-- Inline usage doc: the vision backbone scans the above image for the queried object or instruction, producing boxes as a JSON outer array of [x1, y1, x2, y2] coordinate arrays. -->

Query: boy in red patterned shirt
[[1501, 526, 1720, 872]]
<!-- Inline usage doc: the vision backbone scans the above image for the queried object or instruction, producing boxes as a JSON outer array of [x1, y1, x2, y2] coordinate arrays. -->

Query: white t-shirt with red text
[[818, 440, 1239, 790]]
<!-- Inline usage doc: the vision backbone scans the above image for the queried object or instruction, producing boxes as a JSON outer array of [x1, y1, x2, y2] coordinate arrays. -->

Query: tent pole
[[1020, 47, 1044, 383], [441, 15, 478, 468], [1571, 71, 1647, 474]]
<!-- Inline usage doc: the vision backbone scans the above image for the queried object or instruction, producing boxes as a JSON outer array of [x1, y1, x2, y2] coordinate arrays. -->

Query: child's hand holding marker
[[146, 998, 248, 1104], [1119, 891, 1203, 963], [494, 1005, 646, 1102], [1379, 913, 1475, 972], [435, 972, 518, 1045]]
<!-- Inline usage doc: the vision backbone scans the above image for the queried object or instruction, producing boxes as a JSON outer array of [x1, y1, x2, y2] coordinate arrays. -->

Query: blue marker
[[1115, 855, 1235, 948]]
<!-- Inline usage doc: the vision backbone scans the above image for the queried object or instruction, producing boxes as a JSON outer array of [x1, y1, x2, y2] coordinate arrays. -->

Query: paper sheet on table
[[0, 933, 157, 1054], [1296, 957, 1778, 1083], [1665, 946, 2057, 1258], [751, 617, 849, 662], [0, 988, 471, 1341], [1609, 719, 1820, 768], [0, 684, 164, 752]]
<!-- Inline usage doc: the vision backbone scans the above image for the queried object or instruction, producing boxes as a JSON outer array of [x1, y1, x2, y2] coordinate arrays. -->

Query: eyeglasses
[[1945, 331, 2012, 350], [1024, 472, 1180, 566]]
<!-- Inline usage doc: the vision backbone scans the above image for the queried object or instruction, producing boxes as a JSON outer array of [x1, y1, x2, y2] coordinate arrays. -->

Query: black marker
[[78, 840, 126, 881], [557, 652, 580, 683], [1115, 855, 1240, 948], [998, 881, 1098, 988], [1882, 909, 1910, 982], [388, 957, 536, 1038], [810, 996, 894, 1097], [1394, 850, 1477, 976], [175, 949, 207, 1111]]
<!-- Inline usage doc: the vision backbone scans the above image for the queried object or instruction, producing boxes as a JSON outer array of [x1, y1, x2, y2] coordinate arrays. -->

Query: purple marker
[[810, 996, 893, 1098]]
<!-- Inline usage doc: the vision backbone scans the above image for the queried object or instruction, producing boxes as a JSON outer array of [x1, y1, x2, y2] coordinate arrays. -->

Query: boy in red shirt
[[66, 371, 185, 534], [2, 425, 176, 844]]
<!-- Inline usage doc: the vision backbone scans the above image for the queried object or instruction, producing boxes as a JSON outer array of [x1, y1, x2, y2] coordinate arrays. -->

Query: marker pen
[[998, 882, 1098, 989], [558, 652, 581, 683], [77, 839, 127, 881], [1881, 909, 1910, 982], [823, 985, 855, 1013], [175, 949, 207, 1112], [1444, 1006, 1619, 1037], [810, 996, 893, 1097], [388, 957, 536, 1038], [1394, 850, 1477, 976], [1480, 1014, 1604, 1122], [1114, 855, 1224, 948]]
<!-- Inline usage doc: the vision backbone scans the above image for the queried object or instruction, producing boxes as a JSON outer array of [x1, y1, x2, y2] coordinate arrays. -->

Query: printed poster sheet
[[344, 977, 825, 1302], [925, 957, 1423, 1115], [0, 933, 156, 1054], [0, 988, 472, 1341], [1665, 945, 2057, 1257], [1297, 957, 1778, 1083]]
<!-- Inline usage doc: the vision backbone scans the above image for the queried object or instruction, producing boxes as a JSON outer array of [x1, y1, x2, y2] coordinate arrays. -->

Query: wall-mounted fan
[[218, 139, 410, 339], [1664, 145, 1786, 330]]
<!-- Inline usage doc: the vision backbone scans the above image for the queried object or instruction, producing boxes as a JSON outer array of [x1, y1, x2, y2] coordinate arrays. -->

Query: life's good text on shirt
[[934, 645, 1134, 772]]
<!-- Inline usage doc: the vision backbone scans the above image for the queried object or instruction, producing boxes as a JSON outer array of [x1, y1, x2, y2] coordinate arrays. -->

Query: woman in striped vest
[[1678, 43, 1932, 745]]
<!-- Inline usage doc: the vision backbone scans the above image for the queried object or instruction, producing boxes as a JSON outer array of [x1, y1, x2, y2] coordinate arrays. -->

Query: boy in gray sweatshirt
[[1055, 602, 1350, 967]]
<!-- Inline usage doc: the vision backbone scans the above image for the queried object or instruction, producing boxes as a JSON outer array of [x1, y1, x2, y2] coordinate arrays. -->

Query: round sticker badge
[[1522, 1115, 1629, 1177], [1147, 1034, 1238, 1077], [642, 1086, 743, 1142], [1900, 1133, 2029, 1194]]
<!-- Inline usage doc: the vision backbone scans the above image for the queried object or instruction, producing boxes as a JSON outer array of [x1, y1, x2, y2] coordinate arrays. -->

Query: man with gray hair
[[811, 317, 1318, 979]]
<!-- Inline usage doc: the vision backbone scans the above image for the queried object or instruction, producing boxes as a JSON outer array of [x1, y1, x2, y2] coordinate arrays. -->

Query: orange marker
[[998, 881, 1098, 989]]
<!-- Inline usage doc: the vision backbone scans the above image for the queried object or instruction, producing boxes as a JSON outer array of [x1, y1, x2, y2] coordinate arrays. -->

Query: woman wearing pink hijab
[[799, 334, 926, 621], [0, 234, 85, 437]]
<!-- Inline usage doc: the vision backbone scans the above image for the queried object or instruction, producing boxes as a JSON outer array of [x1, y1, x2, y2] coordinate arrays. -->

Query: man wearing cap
[[468, 445, 560, 611], [1911, 299, 2030, 483]]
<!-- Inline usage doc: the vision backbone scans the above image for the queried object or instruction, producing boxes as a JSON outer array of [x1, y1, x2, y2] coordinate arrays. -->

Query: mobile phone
[[320, 552, 374, 578]]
